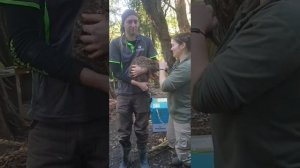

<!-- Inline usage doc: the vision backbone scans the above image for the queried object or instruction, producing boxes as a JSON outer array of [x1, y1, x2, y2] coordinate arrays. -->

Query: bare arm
[[191, 2, 217, 87], [131, 80, 149, 91], [158, 61, 168, 88], [80, 68, 109, 93]]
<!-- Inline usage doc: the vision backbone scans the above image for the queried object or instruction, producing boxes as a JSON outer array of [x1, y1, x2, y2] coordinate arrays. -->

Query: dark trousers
[[26, 119, 108, 168], [117, 94, 151, 149]]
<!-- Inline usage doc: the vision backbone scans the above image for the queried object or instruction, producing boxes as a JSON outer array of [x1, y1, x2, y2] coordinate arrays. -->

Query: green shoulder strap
[[0, 0, 40, 9], [0, 0, 50, 44], [43, 1, 50, 44]]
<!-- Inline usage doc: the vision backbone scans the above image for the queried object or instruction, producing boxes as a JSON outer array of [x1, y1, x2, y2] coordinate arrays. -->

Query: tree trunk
[[175, 0, 190, 33], [141, 0, 175, 67]]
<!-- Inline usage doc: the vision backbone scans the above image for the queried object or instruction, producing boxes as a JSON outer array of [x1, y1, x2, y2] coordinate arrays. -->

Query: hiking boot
[[139, 149, 150, 168], [170, 157, 183, 167], [182, 161, 191, 168], [119, 147, 131, 168]]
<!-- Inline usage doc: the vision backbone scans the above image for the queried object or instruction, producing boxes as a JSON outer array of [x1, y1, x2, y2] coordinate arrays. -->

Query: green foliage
[[10, 40, 30, 69], [166, 12, 179, 35], [162, 1, 180, 35], [109, 22, 121, 42], [10, 40, 47, 75]]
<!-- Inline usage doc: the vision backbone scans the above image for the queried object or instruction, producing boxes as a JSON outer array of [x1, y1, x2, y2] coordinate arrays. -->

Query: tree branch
[[162, 0, 176, 11]]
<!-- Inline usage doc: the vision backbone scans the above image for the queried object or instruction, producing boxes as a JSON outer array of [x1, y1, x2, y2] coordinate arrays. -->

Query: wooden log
[[148, 140, 170, 158], [129, 140, 170, 167]]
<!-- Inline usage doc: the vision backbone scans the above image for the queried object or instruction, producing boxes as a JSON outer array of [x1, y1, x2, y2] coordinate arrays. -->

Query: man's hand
[[131, 64, 147, 77], [136, 81, 149, 91], [80, 68, 109, 93], [80, 13, 108, 59], [131, 80, 149, 91]]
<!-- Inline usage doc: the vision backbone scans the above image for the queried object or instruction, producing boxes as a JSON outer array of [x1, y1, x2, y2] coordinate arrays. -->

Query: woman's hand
[[159, 61, 168, 71]]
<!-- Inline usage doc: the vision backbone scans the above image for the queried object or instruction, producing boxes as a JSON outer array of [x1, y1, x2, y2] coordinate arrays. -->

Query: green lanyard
[[127, 42, 135, 54]]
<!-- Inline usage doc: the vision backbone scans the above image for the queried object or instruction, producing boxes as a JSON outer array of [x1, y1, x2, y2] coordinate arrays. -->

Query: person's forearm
[[116, 73, 131, 83], [191, 1, 216, 88], [131, 79, 138, 86], [80, 68, 109, 93], [159, 70, 167, 88], [131, 79, 148, 91], [191, 33, 209, 87]]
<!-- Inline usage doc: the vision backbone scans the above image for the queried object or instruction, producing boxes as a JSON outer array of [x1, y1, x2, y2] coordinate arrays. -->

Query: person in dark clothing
[[109, 9, 157, 168], [0, 0, 109, 167], [192, 0, 300, 168]]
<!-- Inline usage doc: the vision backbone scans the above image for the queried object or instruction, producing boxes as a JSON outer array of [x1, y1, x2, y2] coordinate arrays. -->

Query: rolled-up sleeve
[[162, 61, 190, 92]]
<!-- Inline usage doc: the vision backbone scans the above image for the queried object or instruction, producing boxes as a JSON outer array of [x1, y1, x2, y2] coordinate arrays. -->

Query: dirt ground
[[0, 103, 29, 168], [192, 112, 211, 135], [109, 113, 175, 168], [0, 141, 27, 168]]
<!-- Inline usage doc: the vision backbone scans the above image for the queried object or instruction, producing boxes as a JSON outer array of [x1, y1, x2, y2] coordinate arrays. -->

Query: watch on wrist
[[191, 28, 207, 37]]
